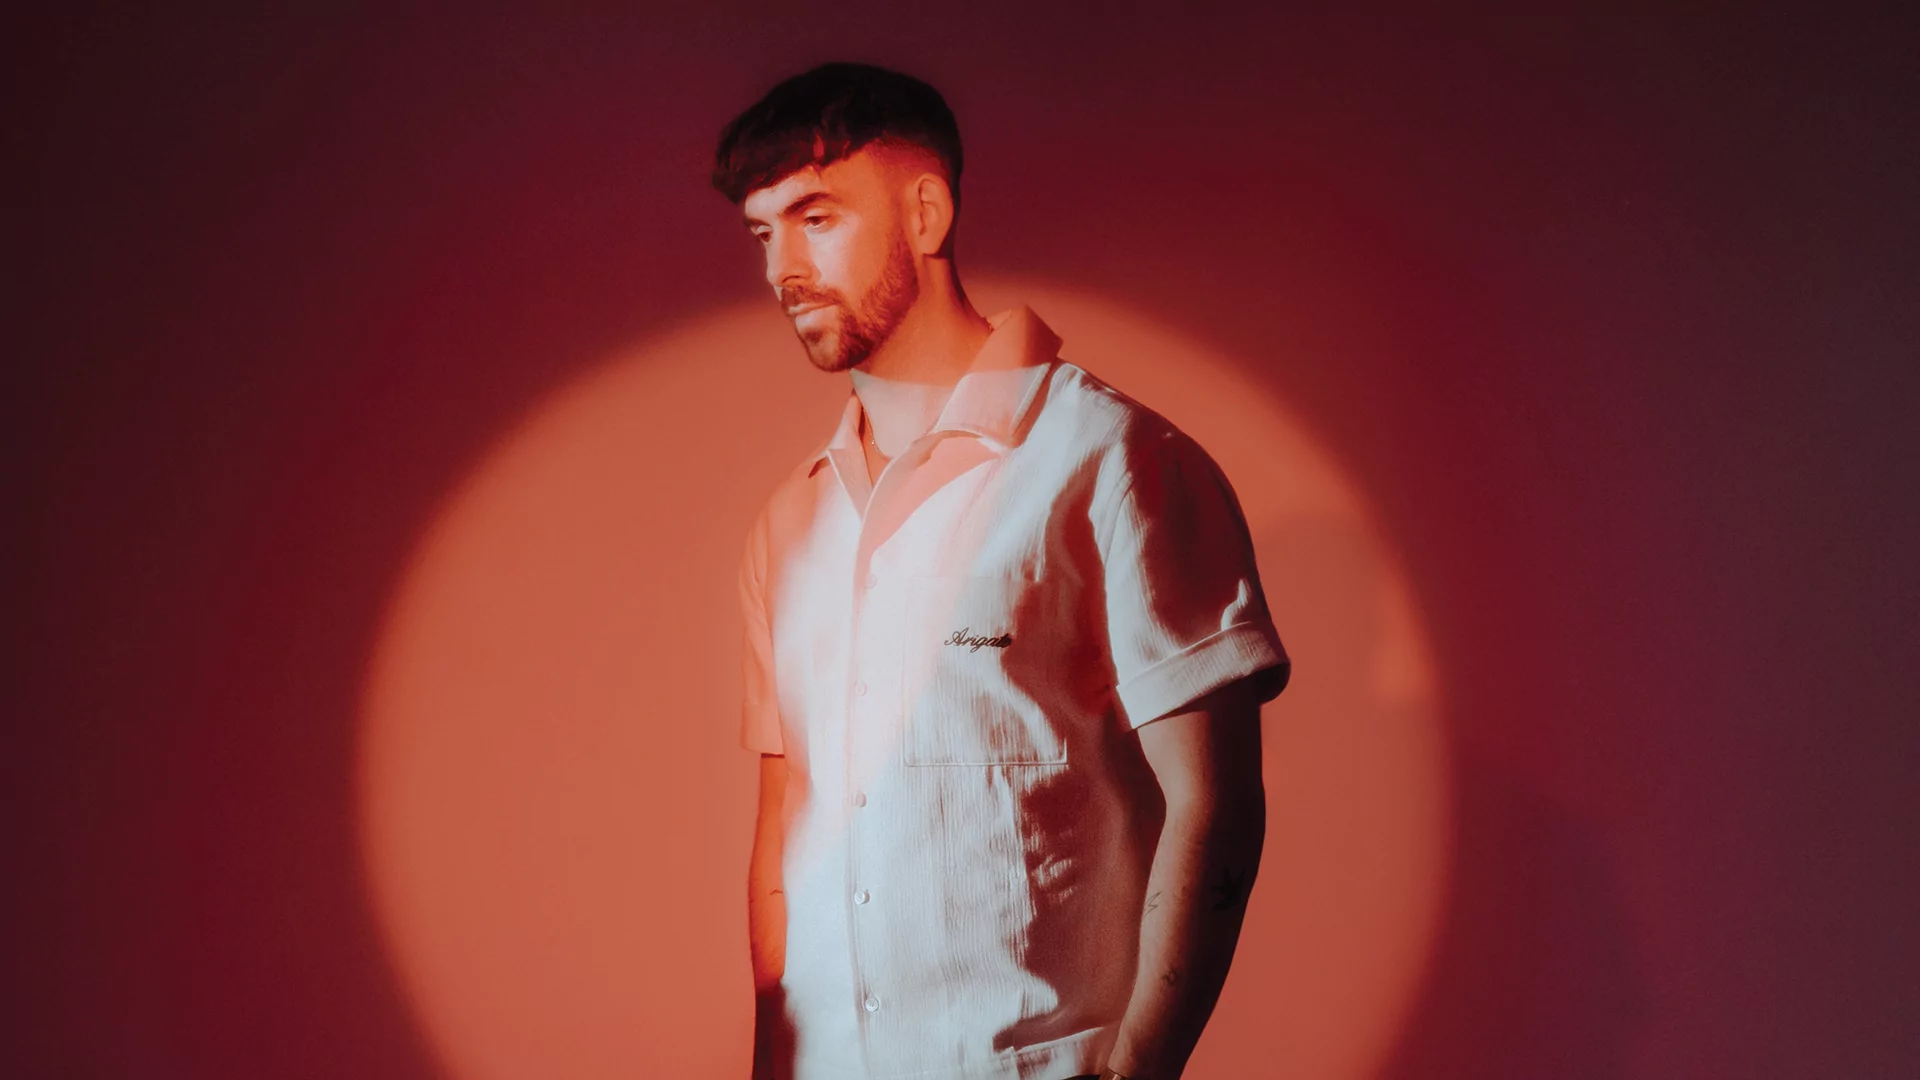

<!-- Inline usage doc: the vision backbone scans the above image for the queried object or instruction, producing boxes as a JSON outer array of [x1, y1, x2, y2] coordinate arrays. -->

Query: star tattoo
[[1160, 966, 1181, 987], [1209, 866, 1250, 911]]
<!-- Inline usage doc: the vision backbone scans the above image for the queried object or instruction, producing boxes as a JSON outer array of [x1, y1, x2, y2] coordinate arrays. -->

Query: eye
[[803, 214, 832, 230]]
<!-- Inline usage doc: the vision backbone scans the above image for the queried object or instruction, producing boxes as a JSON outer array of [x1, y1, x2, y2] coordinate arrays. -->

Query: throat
[[850, 368, 954, 458]]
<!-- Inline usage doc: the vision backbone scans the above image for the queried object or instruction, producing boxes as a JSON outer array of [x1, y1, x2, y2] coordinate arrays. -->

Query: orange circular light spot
[[359, 276, 1449, 1079]]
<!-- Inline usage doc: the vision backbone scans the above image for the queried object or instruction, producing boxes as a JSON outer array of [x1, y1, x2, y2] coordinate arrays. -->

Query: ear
[[903, 171, 957, 258]]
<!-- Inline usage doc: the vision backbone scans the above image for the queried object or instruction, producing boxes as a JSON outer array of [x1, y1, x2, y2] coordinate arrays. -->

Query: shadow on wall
[[1379, 736, 1645, 1080], [1187, 510, 1450, 1080]]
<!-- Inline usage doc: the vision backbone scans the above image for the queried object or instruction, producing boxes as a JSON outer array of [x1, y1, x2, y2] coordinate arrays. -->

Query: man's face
[[741, 149, 920, 373]]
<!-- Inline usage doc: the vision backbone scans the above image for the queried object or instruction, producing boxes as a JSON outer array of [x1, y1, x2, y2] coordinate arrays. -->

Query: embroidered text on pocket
[[901, 575, 1065, 766]]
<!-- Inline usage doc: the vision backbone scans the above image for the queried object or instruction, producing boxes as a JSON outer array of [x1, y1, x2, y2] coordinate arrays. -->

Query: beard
[[789, 232, 920, 373]]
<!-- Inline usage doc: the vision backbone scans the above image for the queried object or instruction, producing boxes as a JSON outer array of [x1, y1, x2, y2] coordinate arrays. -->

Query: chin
[[802, 343, 854, 373], [795, 330, 854, 373]]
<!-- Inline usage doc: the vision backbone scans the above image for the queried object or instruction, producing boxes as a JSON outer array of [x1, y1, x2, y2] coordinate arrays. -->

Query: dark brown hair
[[711, 62, 963, 208]]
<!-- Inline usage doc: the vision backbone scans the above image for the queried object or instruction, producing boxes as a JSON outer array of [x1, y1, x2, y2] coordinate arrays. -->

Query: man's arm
[[1105, 674, 1270, 1080], [749, 752, 792, 1078]]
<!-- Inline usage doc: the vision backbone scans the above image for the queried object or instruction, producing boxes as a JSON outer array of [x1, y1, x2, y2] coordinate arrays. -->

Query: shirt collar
[[806, 305, 1062, 473]]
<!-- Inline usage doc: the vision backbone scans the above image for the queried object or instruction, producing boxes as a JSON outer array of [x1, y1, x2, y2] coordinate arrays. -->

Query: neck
[[851, 268, 992, 456], [850, 367, 952, 458]]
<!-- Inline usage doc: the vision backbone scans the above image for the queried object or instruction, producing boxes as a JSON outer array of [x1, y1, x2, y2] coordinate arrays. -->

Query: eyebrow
[[742, 190, 840, 229]]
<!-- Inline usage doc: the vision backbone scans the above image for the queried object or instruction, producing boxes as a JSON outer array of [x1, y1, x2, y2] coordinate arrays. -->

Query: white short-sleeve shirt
[[737, 305, 1289, 1080]]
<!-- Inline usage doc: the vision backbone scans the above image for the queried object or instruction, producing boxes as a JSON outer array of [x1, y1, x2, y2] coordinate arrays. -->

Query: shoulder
[[1045, 360, 1216, 498], [740, 410, 853, 572], [747, 451, 822, 535]]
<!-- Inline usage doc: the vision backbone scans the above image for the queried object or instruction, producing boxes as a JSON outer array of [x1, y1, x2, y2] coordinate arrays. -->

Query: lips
[[787, 303, 830, 317]]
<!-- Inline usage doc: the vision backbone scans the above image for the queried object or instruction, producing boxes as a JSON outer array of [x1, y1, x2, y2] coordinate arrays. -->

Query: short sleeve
[[738, 510, 785, 755], [1102, 428, 1290, 728]]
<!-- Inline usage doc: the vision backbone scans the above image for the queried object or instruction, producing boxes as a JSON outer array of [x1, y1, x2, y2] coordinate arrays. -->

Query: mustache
[[781, 290, 840, 311]]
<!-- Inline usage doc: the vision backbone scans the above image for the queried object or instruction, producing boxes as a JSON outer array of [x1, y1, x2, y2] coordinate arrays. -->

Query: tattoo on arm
[[1142, 890, 1161, 916], [1208, 866, 1249, 911], [1160, 966, 1181, 987]]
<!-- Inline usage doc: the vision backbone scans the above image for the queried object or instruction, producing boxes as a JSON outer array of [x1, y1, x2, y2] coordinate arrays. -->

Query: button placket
[[846, 545, 891, 1044]]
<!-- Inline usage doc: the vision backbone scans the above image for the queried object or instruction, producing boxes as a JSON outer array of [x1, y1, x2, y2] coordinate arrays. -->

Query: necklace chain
[[865, 413, 915, 460], [864, 408, 941, 460]]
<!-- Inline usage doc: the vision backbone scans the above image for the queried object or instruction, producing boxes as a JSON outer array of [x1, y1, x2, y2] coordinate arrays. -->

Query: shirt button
[[853, 791, 867, 808], [864, 996, 880, 1012], [853, 681, 868, 696], [854, 889, 870, 904]]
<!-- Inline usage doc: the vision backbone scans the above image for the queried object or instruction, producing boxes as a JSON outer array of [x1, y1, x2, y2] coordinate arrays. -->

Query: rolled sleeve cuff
[[1114, 620, 1290, 729]]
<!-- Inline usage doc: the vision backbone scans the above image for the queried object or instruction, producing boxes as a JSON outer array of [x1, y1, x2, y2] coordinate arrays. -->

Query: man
[[715, 62, 1290, 1080]]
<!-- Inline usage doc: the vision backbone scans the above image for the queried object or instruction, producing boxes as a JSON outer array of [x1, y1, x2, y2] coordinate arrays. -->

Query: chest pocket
[[900, 574, 1067, 766]]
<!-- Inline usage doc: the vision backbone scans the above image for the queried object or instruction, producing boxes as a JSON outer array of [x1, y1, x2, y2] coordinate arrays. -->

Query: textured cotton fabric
[[737, 305, 1289, 1080]]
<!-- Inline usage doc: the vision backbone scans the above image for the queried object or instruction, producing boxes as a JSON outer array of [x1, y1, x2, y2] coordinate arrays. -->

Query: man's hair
[[711, 62, 963, 209]]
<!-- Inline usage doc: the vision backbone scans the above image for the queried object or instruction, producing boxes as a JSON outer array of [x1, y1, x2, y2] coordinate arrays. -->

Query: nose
[[764, 229, 814, 297]]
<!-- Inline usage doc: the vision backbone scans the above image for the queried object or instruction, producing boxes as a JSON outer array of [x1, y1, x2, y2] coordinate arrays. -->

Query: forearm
[[748, 761, 790, 1076], [1107, 800, 1265, 1079], [747, 830, 790, 1075], [747, 828, 786, 991]]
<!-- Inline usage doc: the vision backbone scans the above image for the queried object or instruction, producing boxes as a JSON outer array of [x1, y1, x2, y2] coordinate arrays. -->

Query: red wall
[[10, 9, 1916, 1079]]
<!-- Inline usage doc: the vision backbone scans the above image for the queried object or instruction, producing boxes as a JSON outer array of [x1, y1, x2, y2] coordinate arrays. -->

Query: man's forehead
[[742, 159, 862, 215], [742, 143, 921, 217], [748, 165, 827, 201]]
